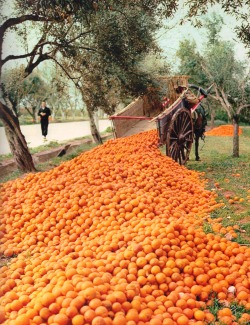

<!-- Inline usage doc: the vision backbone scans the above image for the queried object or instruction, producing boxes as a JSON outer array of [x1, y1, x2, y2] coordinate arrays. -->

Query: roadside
[[0, 119, 112, 155], [0, 116, 157, 182], [0, 132, 113, 183]]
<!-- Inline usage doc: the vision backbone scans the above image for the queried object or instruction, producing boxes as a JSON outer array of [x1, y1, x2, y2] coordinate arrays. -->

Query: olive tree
[[0, 0, 177, 171], [176, 13, 250, 157]]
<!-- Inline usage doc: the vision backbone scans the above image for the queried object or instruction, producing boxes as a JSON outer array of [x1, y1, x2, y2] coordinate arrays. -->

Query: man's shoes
[[43, 136, 47, 141]]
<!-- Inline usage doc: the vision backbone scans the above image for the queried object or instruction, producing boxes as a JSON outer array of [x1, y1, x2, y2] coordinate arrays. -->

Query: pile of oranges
[[0, 130, 249, 325], [205, 125, 242, 137]]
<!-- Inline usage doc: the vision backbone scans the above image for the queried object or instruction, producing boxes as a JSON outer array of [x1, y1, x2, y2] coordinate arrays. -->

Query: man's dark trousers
[[41, 119, 49, 136]]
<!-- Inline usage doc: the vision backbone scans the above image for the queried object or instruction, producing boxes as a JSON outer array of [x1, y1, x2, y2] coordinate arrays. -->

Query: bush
[[215, 110, 229, 123]]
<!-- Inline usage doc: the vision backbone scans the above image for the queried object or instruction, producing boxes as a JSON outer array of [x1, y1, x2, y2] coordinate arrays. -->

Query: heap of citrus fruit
[[0, 130, 249, 325], [205, 125, 242, 136]]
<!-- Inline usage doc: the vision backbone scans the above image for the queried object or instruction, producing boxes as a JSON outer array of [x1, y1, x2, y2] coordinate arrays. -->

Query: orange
[[92, 316, 107, 325], [72, 315, 85, 325], [53, 314, 69, 325], [194, 310, 205, 321], [41, 292, 56, 307], [12, 314, 30, 325], [176, 315, 189, 325], [0, 307, 5, 323]]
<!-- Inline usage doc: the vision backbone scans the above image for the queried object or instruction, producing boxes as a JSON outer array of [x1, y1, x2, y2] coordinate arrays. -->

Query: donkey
[[192, 104, 207, 161]]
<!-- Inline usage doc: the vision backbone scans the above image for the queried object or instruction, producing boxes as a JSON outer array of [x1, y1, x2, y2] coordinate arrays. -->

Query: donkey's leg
[[194, 134, 200, 161]]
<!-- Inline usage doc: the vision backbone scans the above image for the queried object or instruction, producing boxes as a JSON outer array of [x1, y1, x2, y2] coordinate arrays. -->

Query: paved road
[[0, 120, 112, 155]]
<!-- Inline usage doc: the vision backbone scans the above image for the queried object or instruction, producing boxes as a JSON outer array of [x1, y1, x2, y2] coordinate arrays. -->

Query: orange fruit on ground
[[83, 287, 97, 300], [72, 314, 85, 325], [218, 315, 233, 325], [237, 291, 248, 301], [194, 310, 205, 321], [53, 314, 69, 325], [83, 309, 96, 322], [126, 309, 139, 322], [41, 292, 56, 307], [176, 315, 189, 325], [218, 308, 232, 317], [0, 307, 5, 323], [149, 318, 163, 325], [92, 316, 107, 325], [113, 314, 127, 325], [12, 314, 30, 325]]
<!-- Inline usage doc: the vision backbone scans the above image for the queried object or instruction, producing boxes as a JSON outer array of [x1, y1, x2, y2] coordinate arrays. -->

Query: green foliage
[[104, 126, 113, 133], [207, 298, 224, 317], [230, 301, 250, 319], [214, 110, 229, 123], [203, 12, 224, 45], [2, 67, 52, 119], [56, 4, 165, 120], [0, 141, 98, 183], [0, 153, 13, 163]]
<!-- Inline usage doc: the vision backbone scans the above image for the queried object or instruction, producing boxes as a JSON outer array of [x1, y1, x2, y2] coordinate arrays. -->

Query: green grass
[[0, 141, 62, 163], [36, 142, 98, 169], [0, 153, 13, 163], [207, 298, 250, 324], [203, 222, 215, 234], [187, 126, 250, 244]]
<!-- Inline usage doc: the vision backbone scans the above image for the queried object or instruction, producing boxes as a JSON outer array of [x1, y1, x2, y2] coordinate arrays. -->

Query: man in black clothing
[[38, 101, 51, 140]]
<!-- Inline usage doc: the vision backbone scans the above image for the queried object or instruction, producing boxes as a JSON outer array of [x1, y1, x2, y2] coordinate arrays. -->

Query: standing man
[[38, 101, 51, 140]]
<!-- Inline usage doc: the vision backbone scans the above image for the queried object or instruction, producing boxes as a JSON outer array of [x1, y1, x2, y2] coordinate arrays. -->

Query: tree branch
[[221, 88, 233, 111], [213, 84, 232, 119], [2, 52, 37, 65], [24, 53, 51, 76], [50, 57, 82, 87], [0, 15, 56, 35], [64, 30, 92, 45], [237, 104, 250, 115], [208, 93, 220, 101]]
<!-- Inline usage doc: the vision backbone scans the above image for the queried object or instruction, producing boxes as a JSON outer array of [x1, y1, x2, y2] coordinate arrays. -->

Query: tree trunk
[[88, 109, 103, 144], [32, 107, 37, 123], [0, 102, 36, 172], [94, 111, 100, 132], [232, 115, 239, 158], [60, 108, 65, 120], [210, 107, 215, 128]]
